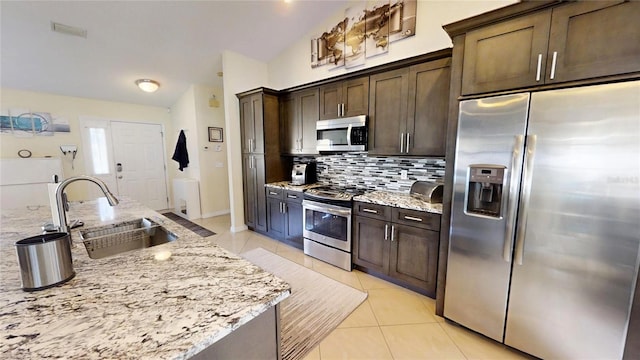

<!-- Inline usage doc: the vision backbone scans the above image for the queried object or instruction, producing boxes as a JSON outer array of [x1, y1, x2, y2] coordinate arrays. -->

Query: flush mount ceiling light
[[135, 79, 160, 93]]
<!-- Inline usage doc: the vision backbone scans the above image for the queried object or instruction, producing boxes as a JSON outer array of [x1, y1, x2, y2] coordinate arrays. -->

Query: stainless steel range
[[302, 186, 363, 271]]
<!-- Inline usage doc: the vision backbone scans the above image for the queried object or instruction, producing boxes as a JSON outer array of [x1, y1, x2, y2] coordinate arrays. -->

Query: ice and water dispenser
[[465, 165, 506, 218]]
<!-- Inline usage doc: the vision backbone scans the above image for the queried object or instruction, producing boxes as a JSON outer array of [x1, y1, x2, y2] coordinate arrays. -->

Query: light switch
[[400, 170, 408, 180]]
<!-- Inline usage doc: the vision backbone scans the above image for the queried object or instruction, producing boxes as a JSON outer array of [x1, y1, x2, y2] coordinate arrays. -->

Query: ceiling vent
[[51, 22, 87, 38]]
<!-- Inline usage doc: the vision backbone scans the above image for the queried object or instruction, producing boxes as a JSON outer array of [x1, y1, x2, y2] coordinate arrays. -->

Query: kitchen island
[[0, 197, 290, 359]]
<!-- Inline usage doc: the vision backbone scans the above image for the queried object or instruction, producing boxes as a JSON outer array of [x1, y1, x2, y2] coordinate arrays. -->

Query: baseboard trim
[[201, 209, 231, 218], [231, 225, 249, 233]]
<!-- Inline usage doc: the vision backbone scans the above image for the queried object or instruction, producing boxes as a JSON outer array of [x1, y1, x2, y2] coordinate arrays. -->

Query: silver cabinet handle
[[341, 103, 345, 117], [515, 135, 537, 265], [406, 133, 411, 153], [550, 51, 558, 80], [400, 133, 405, 153], [287, 194, 298, 199], [279, 202, 282, 213], [504, 135, 524, 262], [535, 53, 542, 82], [362, 208, 378, 214], [384, 224, 389, 240], [390, 225, 395, 242], [269, 191, 278, 195], [337, 104, 341, 117], [283, 203, 287, 213], [403, 215, 422, 222]]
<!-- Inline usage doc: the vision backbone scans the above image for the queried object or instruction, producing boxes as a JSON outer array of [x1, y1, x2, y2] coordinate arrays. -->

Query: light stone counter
[[354, 190, 443, 214], [0, 197, 290, 359], [265, 181, 322, 192]]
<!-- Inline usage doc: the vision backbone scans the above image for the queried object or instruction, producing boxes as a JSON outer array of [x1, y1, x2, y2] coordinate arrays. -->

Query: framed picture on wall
[[208, 127, 223, 142]]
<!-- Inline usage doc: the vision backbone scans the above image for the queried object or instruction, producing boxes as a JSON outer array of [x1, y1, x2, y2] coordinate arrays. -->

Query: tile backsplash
[[295, 152, 445, 193]]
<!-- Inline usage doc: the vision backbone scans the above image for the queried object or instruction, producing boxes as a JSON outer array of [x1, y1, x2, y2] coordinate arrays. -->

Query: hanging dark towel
[[172, 130, 189, 171]]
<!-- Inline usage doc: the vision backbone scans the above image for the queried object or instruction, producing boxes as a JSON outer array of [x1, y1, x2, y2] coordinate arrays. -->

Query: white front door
[[110, 122, 168, 210], [80, 118, 168, 210]]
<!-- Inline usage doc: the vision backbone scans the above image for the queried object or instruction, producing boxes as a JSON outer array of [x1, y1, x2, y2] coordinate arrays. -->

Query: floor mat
[[161, 212, 216, 237], [242, 247, 368, 360]]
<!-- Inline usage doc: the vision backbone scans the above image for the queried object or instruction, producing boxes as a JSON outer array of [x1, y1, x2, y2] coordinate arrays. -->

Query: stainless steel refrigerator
[[444, 81, 640, 359]]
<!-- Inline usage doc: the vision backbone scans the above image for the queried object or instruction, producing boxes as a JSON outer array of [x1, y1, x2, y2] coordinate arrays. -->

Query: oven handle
[[302, 200, 352, 217]]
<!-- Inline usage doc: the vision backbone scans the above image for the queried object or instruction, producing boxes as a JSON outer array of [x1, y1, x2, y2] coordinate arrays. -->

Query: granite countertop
[[265, 181, 322, 192], [354, 190, 443, 214], [0, 197, 290, 359]]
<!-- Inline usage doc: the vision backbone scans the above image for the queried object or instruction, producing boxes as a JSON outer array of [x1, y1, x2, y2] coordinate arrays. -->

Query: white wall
[[221, 50, 269, 232], [268, 0, 518, 89], [169, 84, 230, 218], [193, 85, 230, 217], [0, 88, 171, 201], [169, 86, 200, 181]]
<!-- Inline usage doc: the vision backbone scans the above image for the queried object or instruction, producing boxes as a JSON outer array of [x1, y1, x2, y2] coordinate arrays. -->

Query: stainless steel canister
[[15, 232, 75, 291]]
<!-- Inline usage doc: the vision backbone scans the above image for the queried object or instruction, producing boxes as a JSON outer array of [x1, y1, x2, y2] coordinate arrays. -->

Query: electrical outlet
[[400, 170, 408, 180]]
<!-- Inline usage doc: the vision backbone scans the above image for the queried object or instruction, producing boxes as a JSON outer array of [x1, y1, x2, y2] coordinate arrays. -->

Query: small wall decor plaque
[[208, 127, 223, 142]]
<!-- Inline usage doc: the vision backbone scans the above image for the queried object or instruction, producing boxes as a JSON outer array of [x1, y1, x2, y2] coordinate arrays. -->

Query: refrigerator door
[[444, 93, 529, 341], [505, 81, 640, 359]]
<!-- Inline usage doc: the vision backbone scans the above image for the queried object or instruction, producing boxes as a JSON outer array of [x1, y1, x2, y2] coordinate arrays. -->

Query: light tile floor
[[191, 214, 532, 360]]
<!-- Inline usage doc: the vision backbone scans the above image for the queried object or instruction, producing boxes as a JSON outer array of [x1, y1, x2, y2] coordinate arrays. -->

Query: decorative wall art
[[365, 0, 390, 59], [311, 0, 417, 69], [0, 109, 70, 137], [208, 127, 223, 142], [344, 3, 366, 68]]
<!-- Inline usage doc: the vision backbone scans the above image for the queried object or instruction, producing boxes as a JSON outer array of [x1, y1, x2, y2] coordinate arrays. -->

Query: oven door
[[302, 200, 352, 252]]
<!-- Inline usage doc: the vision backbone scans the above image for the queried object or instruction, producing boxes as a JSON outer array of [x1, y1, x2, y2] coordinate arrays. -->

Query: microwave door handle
[[347, 124, 353, 147]]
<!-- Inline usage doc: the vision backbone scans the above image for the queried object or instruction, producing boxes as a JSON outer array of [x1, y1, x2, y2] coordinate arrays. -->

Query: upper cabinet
[[319, 77, 369, 120], [460, 1, 640, 95], [280, 88, 319, 155], [369, 58, 451, 156], [239, 90, 280, 155]]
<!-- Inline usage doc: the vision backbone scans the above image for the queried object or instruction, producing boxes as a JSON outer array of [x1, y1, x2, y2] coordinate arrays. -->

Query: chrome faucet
[[55, 175, 119, 235]]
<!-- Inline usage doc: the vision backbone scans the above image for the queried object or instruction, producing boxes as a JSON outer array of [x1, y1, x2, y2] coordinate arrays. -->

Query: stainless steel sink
[[79, 218, 178, 259]]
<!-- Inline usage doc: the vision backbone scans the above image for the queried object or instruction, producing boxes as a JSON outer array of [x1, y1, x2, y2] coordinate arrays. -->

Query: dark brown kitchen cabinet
[[389, 224, 439, 293], [265, 188, 304, 250], [353, 201, 440, 297], [280, 88, 319, 155], [461, 1, 640, 95], [319, 77, 369, 120], [243, 154, 267, 233], [353, 216, 389, 274], [238, 88, 288, 234], [369, 58, 451, 156]]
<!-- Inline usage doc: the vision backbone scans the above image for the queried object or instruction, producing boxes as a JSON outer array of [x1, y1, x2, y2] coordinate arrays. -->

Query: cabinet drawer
[[265, 187, 284, 199], [354, 202, 391, 221], [284, 190, 303, 203], [392, 208, 440, 231]]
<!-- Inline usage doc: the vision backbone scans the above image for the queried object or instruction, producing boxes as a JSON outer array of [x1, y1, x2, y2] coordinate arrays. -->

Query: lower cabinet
[[353, 201, 440, 297], [266, 188, 304, 250]]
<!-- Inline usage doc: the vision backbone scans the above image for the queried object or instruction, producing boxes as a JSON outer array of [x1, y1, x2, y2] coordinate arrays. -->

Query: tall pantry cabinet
[[238, 88, 288, 234]]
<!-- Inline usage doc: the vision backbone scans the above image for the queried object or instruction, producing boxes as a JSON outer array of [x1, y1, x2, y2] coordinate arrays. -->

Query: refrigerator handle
[[514, 134, 537, 265], [504, 135, 524, 262]]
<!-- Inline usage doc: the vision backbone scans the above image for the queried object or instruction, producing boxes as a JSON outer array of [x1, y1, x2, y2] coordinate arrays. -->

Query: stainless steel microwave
[[316, 115, 367, 152]]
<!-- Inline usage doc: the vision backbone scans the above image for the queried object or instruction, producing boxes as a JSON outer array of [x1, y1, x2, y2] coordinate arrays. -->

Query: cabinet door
[[353, 216, 390, 274], [389, 224, 439, 295], [368, 68, 409, 155], [461, 10, 551, 95], [253, 155, 268, 233], [343, 77, 369, 117], [280, 95, 298, 154], [242, 155, 256, 229], [319, 82, 342, 120], [298, 88, 320, 154], [266, 197, 285, 240], [406, 59, 451, 156], [546, 1, 640, 84], [239, 96, 254, 154], [284, 200, 303, 249]]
